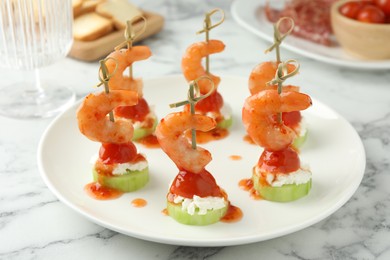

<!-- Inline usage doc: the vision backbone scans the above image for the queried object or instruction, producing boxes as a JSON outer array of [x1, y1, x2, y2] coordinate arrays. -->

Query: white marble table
[[1, 0, 389, 259]]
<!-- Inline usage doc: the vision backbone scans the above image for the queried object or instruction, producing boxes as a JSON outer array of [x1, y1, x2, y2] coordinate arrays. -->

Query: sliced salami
[[265, 0, 338, 46]]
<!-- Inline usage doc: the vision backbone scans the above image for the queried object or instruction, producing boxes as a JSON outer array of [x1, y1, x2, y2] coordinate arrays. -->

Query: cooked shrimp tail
[[248, 61, 298, 95], [77, 90, 138, 144], [155, 112, 216, 173], [181, 39, 225, 94], [105, 46, 152, 96], [242, 90, 311, 151]]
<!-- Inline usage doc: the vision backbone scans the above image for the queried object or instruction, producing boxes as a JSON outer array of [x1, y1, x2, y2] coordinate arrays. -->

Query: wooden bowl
[[331, 0, 390, 60]]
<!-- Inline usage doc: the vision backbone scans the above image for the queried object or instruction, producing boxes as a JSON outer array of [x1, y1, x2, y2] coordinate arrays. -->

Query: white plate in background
[[231, 0, 390, 70]]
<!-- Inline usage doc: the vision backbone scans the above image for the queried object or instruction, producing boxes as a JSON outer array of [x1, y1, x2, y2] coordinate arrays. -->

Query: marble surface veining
[[1, 0, 390, 259]]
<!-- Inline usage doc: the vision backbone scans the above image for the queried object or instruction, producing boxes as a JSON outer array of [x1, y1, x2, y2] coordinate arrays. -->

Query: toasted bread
[[72, 0, 83, 17], [73, 12, 114, 41], [77, 0, 106, 16], [96, 0, 143, 30]]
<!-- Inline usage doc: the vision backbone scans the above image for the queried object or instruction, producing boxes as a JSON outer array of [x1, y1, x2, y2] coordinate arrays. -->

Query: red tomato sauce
[[161, 208, 168, 216], [238, 178, 262, 200], [250, 188, 262, 200], [114, 97, 150, 122], [229, 155, 242, 161], [257, 147, 300, 174], [84, 182, 123, 200], [136, 134, 160, 148], [257, 172, 271, 188], [131, 198, 147, 208], [238, 178, 253, 191], [169, 169, 224, 198], [220, 204, 243, 223], [194, 128, 229, 144], [98, 142, 138, 164], [282, 111, 301, 129], [184, 91, 224, 113], [95, 153, 145, 176]]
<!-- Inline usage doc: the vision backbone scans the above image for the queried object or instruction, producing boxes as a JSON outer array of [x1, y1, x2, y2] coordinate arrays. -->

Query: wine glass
[[0, 0, 75, 118]]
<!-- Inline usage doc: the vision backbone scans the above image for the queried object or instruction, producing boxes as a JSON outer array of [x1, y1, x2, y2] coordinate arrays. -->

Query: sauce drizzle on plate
[[131, 198, 147, 207], [85, 182, 123, 200]]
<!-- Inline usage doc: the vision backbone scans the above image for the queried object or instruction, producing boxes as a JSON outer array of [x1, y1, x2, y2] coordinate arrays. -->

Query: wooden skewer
[[196, 8, 225, 74], [170, 76, 215, 149]]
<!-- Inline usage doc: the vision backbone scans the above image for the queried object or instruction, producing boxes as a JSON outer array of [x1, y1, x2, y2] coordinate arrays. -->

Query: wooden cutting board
[[69, 11, 164, 62]]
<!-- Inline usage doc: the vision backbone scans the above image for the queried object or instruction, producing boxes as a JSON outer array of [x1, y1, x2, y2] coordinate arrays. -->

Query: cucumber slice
[[292, 129, 308, 149], [217, 116, 233, 129], [252, 172, 311, 202], [167, 201, 228, 226], [132, 116, 158, 141], [93, 167, 149, 192]]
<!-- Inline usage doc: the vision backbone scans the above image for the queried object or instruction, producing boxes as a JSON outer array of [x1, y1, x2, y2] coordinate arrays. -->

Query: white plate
[[231, 0, 390, 70], [38, 75, 365, 246]]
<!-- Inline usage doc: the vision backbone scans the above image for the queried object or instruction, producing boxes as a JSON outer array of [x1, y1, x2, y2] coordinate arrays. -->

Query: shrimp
[[248, 61, 299, 95], [77, 90, 138, 144], [105, 46, 152, 97], [181, 39, 225, 94], [155, 112, 216, 173], [242, 89, 311, 151]]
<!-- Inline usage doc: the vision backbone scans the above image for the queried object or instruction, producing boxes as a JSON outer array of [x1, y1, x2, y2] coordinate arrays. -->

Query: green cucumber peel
[[252, 172, 311, 202], [93, 167, 149, 192], [292, 129, 308, 149], [217, 116, 233, 129], [132, 116, 158, 141], [167, 201, 228, 226]]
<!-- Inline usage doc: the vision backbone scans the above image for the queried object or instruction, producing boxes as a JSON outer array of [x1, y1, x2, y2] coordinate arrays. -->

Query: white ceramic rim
[[37, 75, 366, 246]]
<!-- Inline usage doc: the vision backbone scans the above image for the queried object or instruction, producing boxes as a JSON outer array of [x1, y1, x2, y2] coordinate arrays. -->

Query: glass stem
[[23, 68, 45, 102], [34, 68, 44, 94]]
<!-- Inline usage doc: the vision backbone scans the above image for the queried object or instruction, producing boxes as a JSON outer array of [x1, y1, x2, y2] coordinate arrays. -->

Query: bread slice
[[72, 0, 83, 17], [96, 0, 143, 30], [77, 0, 106, 16], [73, 12, 114, 41]]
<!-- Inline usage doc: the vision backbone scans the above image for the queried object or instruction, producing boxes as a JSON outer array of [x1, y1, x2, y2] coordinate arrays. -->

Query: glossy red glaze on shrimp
[[105, 46, 151, 97], [242, 90, 311, 151], [77, 90, 138, 144], [248, 61, 299, 95], [181, 39, 225, 94], [155, 112, 216, 173]]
